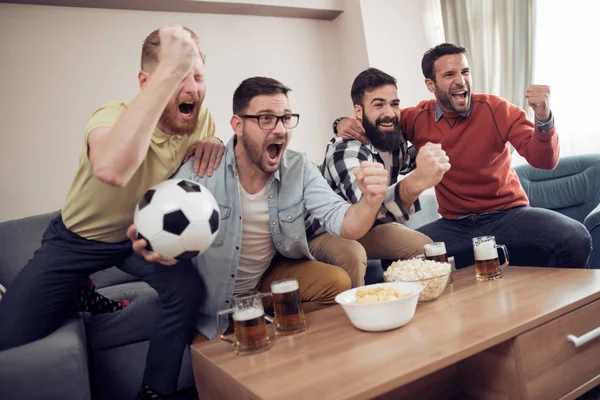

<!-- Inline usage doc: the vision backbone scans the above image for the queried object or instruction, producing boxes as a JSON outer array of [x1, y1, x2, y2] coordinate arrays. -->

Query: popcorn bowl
[[335, 282, 423, 332], [384, 259, 452, 303], [387, 272, 451, 303]]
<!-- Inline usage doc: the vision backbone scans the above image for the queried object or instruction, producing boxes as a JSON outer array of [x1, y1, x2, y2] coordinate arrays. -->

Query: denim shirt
[[174, 136, 351, 339]]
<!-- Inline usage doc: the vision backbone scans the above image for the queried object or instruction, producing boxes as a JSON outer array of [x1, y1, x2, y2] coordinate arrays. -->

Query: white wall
[[0, 1, 444, 222], [330, 0, 370, 116], [360, 0, 444, 107], [0, 3, 342, 221]]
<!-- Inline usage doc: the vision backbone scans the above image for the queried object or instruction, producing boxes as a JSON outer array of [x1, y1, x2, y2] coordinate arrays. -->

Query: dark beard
[[435, 84, 470, 114], [362, 116, 403, 152], [240, 129, 278, 174]]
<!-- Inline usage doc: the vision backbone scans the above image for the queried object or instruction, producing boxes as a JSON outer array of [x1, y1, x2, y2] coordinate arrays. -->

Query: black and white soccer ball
[[133, 179, 220, 260]]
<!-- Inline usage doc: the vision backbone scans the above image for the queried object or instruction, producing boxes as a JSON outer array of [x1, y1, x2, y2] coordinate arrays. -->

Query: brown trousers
[[308, 223, 432, 287], [192, 255, 351, 345], [192, 224, 429, 344]]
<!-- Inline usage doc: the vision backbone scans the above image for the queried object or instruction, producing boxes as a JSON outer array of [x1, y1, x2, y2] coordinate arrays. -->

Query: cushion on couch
[[0, 317, 90, 400]]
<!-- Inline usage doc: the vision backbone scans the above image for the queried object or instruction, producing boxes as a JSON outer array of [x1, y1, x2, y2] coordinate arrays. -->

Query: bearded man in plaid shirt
[[306, 68, 451, 285]]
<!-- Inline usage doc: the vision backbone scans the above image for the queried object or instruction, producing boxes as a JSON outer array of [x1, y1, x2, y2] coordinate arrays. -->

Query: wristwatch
[[332, 117, 345, 135]]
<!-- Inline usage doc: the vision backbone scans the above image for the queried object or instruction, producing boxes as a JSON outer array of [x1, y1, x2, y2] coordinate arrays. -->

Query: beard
[[435, 84, 471, 114], [362, 115, 403, 152], [158, 92, 204, 135], [240, 130, 285, 175]]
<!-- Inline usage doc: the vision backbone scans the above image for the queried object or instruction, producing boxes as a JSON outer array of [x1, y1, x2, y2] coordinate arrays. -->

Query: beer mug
[[472, 236, 509, 281], [266, 278, 307, 336], [424, 242, 454, 283], [216, 292, 274, 355], [424, 242, 448, 263]]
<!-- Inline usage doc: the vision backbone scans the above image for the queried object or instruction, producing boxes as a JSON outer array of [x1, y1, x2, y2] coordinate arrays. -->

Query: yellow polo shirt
[[61, 101, 216, 243]]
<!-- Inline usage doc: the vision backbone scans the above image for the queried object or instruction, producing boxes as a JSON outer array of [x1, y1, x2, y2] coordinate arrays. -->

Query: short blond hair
[[141, 26, 205, 71]]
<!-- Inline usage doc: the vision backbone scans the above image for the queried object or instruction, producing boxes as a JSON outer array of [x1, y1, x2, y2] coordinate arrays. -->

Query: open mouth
[[377, 117, 398, 130], [178, 102, 196, 118], [266, 141, 284, 161], [451, 91, 468, 101]]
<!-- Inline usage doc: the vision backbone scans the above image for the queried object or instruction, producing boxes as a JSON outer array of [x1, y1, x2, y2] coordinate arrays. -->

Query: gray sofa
[[0, 212, 196, 400]]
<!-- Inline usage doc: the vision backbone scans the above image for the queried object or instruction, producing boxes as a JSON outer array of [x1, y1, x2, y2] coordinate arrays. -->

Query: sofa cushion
[[91, 266, 139, 289], [0, 317, 90, 400]]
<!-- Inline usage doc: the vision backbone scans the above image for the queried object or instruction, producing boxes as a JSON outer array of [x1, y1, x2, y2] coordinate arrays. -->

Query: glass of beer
[[424, 242, 454, 283], [268, 278, 308, 336], [216, 292, 274, 355], [472, 236, 509, 281], [424, 242, 448, 263]]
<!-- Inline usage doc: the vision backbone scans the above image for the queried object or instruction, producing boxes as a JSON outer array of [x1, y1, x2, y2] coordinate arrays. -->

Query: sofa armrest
[[584, 203, 600, 270], [0, 317, 91, 400]]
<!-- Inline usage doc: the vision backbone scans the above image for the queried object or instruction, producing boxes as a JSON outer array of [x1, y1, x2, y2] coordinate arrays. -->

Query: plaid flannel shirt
[[305, 137, 420, 238]]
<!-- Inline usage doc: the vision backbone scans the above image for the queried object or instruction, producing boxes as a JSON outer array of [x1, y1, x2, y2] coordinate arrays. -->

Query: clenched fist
[[412, 142, 451, 190], [526, 85, 551, 122], [158, 26, 199, 79], [353, 161, 389, 207]]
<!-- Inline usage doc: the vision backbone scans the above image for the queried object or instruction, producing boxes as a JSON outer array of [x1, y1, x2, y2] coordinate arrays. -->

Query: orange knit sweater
[[401, 94, 559, 219]]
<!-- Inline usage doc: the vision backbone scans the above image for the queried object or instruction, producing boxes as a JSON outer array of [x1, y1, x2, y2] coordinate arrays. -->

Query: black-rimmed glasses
[[239, 114, 300, 130]]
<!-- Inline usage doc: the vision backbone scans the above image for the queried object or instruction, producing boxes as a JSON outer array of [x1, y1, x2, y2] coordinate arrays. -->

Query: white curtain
[[440, 0, 535, 111], [533, 0, 600, 156]]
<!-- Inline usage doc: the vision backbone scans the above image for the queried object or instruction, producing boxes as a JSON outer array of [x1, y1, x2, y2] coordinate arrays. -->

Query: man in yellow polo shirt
[[0, 26, 223, 400]]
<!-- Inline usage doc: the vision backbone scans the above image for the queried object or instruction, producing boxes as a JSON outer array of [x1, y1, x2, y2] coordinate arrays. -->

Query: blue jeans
[[0, 214, 203, 395], [417, 206, 592, 269]]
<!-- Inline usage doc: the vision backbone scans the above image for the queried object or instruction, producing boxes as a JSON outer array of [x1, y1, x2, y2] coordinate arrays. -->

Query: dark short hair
[[232, 77, 291, 114], [350, 68, 397, 106], [421, 43, 468, 81]]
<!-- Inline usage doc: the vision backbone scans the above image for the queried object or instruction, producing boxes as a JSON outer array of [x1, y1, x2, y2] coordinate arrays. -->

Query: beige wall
[[360, 0, 444, 107], [0, 3, 342, 221], [0, 1, 442, 222]]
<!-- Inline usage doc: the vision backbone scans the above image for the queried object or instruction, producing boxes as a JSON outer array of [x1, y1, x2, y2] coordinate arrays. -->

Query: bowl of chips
[[334, 282, 423, 332]]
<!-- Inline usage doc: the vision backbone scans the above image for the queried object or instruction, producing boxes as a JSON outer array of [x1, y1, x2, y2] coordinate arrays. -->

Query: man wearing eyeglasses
[[128, 76, 390, 348]]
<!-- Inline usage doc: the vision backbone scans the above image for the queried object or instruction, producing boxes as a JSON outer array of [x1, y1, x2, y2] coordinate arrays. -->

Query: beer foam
[[424, 242, 446, 257], [271, 280, 299, 294], [233, 307, 264, 322], [474, 241, 498, 261]]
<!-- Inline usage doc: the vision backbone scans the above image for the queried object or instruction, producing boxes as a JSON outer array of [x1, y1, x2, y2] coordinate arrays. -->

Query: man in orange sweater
[[335, 43, 591, 269]]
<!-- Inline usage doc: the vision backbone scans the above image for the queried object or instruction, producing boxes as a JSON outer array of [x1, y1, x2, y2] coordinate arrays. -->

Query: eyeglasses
[[239, 114, 300, 130]]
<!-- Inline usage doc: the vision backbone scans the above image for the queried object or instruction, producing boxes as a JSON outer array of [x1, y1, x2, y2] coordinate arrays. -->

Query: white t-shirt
[[234, 184, 277, 294]]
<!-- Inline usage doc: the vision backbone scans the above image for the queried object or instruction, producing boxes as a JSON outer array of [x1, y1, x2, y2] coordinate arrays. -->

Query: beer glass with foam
[[424, 242, 454, 283], [267, 278, 307, 335], [472, 236, 509, 281], [216, 292, 274, 355], [424, 242, 448, 263]]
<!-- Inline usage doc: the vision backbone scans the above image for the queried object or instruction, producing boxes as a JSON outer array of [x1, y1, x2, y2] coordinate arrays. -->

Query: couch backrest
[[514, 154, 600, 224], [0, 212, 138, 289], [0, 212, 58, 286]]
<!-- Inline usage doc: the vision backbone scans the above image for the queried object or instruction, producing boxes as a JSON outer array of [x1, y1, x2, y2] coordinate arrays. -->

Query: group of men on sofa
[[0, 25, 591, 399]]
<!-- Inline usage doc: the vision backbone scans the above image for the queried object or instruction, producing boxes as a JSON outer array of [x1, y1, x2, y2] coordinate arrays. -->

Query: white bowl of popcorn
[[384, 258, 452, 303], [335, 282, 423, 332]]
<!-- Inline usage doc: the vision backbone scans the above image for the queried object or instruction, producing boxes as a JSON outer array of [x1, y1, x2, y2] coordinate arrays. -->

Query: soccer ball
[[133, 179, 220, 260]]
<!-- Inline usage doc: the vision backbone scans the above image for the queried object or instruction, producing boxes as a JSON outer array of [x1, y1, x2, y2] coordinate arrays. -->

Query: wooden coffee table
[[190, 267, 600, 399]]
